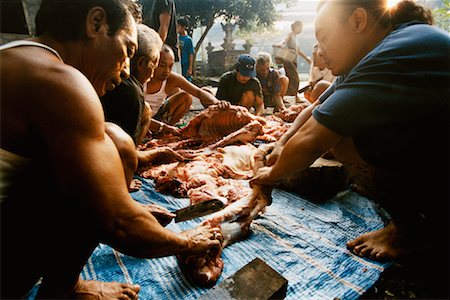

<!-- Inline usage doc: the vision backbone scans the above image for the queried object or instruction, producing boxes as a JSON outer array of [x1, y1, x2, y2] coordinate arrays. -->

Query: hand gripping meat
[[177, 184, 272, 287]]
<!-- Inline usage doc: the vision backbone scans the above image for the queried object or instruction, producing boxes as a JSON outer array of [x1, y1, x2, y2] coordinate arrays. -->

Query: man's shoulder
[[249, 77, 262, 85], [220, 71, 235, 80]]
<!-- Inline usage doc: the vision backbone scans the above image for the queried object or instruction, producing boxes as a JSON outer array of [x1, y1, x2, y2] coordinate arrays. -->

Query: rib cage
[[180, 104, 265, 139]]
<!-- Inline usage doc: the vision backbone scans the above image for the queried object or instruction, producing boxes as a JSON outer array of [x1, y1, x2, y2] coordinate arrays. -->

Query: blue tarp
[[29, 177, 392, 299]]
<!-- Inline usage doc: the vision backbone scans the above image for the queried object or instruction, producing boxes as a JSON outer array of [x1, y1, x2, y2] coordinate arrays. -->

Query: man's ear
[[351, 7, 368, 33], [137, 56, 147, 69], [86, 7, 108, 38]]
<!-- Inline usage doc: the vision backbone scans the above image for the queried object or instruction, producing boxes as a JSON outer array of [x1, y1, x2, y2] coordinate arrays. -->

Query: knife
[[297, 76, 324, 94], [173, 199, 225, 223]]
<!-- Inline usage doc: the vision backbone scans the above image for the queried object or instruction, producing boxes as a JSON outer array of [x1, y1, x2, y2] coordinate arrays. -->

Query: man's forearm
[[106, 206, 191, 258], [269, 118, 333, 182], [199, 90, 220, 107]]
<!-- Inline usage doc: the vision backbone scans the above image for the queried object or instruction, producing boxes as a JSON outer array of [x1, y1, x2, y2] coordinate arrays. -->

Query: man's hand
[[141, 147, 185, 166], [143, 203, 175, 226], [181, 223, 222, 255], [217, 100, 231, 109], [250, 166, 279, 187], [162, 124, 181, 136], [266, 143, 283, 166]]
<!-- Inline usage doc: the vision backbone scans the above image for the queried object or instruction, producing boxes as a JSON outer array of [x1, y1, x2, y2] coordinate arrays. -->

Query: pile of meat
[[138, 103, 308, 286]]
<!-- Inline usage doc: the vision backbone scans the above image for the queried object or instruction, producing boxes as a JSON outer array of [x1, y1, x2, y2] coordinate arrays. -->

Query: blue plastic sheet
[[29, 177, 392, 299]]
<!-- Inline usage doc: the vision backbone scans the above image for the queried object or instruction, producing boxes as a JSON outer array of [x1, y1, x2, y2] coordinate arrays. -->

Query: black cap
[[237, 54, 256, 77]]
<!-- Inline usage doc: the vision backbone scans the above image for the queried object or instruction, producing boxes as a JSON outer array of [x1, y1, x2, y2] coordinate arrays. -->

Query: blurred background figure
[[177, 17, 195, 82]]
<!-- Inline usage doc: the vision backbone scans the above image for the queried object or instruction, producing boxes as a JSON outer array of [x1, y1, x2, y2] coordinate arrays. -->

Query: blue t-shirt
[[313, 22, 450, 173], [179, 34, 194, 79]]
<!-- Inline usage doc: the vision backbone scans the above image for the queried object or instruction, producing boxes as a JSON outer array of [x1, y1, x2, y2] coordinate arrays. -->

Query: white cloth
[[0, 40, 63, 61], [144, 80, 168, 117], [309, 65, 335, 83]]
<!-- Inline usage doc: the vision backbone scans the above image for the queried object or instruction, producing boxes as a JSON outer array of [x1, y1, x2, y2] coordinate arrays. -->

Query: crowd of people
[[1, 0, 448, 298]]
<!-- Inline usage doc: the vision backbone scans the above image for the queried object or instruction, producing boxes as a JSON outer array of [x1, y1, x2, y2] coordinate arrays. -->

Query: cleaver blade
[[174, 199, 225, 223]]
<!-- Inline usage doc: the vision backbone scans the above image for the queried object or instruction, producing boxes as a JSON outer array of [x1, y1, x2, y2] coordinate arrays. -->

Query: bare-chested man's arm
[[168, 72, 230, 109], [42, 68, 220, 258]]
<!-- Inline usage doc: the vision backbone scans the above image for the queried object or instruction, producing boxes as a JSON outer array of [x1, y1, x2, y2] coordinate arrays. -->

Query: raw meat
[[177, 184, 272, 287]]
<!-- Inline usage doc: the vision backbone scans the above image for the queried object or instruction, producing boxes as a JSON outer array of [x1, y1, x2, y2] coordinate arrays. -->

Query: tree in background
[[433, 0, 450, 32], [175, 0, 294, 69]]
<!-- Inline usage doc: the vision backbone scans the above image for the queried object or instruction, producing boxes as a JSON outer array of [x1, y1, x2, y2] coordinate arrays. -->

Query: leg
[[346, 220, 409, 261], [239, 90, 256, 111], [272, 94, 286, 113], [309, 80, 331, 103], [136, 102, 152, 146], [279, 75, 289, 99], [105, 122, 139, 191], [1, 180, 140, 299], [165, 91, 193, 125]]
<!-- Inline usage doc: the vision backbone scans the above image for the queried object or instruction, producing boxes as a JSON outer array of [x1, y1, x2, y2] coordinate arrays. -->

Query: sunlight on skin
[[387, 0, 406, 9]]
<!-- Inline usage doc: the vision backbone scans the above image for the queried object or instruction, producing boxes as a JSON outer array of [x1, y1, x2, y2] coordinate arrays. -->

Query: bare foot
[[129, 179, 142, 192], [72, 279, 140, 299], [346, 221, 408, 261]]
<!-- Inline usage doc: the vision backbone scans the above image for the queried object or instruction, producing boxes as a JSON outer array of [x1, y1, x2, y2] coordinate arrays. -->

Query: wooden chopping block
[[278, 157, 348, 202], [199, 257, 288, 300]]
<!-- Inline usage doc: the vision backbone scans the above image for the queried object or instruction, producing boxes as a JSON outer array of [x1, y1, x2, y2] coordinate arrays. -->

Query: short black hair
[[35, 0, 140, 41], [177, 17, 189, 28]]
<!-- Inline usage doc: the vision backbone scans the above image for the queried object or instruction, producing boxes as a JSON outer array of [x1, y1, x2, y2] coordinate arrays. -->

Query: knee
[[174, 91, 193, 109], [310, 80, 331, 101], [105, 122, 138, 171], [279, 75, 289, 88], [240, 90, 256, 108]]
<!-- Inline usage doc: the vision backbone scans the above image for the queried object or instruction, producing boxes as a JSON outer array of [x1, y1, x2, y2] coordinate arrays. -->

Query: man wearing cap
[[216, 54, 265, 116]]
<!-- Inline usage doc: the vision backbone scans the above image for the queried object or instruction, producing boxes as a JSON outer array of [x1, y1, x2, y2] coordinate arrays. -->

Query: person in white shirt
[[304, 44, 336, 103]]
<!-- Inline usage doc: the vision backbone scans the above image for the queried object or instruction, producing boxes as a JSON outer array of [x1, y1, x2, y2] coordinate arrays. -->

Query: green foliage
[[176, 0, 294, 30], [433, 0, 450, 32]]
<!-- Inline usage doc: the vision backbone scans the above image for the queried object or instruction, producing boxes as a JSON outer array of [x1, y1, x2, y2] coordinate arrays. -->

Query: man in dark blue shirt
[[252, 0, 449, 273]]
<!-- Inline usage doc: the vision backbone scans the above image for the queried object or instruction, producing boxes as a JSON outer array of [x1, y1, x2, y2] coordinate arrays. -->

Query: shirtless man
[[252, 0, 448, 267], [0, 0, 221, 298], [144, 44, 229, 126]]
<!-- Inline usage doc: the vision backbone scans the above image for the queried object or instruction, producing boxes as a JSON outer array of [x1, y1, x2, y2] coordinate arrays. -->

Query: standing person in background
[[280, 20, 311, 65], [177, 17, 195, 81], [274, 20, 312, 101], [142, 0, 181, 74]]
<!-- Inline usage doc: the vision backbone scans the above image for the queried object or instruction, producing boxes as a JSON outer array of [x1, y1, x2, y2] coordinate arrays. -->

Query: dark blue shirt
[[313, 22, 450, 173], [179, 34, 194, 79]]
